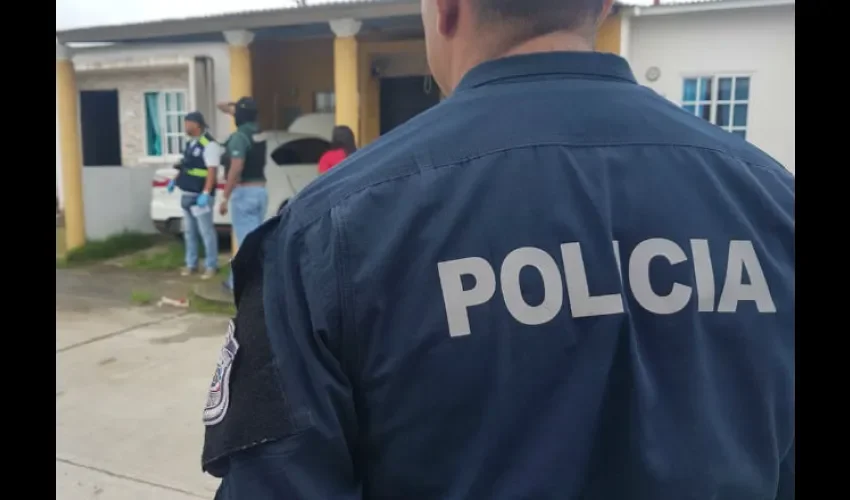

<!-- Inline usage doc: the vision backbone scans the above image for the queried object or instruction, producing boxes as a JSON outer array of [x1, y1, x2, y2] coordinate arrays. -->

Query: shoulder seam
[[291, 140, 781, 232], [331, 206, 360, 378]]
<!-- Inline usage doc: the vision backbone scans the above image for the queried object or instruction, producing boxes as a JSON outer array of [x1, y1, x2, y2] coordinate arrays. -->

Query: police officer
[[168, 111, 221, 279], [203, 0, 795, 498], [217, 97, 268, 292]]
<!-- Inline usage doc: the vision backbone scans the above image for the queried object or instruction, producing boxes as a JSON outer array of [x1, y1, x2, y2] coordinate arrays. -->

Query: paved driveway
[[57, 269, 227, 499]]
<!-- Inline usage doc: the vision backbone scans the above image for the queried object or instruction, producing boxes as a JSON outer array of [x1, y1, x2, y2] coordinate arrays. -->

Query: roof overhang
[[57, 0, 420, 44], [57, 0, 633, 45], [626, 0, 795, 17]]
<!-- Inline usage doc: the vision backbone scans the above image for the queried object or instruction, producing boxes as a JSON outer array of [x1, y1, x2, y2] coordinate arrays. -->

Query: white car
[[150, 113, 334, 235]]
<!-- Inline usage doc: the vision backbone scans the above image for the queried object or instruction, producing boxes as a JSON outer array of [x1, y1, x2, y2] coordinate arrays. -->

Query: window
[[271, 138, 331, 166], [144, 90, 189, 157], [314, 91, 336, 113], [682, 76, 750, 139]]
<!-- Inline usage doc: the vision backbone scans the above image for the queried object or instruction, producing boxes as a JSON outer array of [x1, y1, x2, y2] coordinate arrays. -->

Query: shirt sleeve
[[218, 209, 361, 499], [227, 132, 251, 160], [203, 141, 223, 168]]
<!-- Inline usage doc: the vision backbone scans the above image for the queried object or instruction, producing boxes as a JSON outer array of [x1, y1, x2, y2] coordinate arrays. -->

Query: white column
[[329, 18, 362, 39], [223, 30, 255, 48]]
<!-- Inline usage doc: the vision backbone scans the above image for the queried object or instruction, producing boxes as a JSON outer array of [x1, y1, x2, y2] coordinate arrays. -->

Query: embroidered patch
[[203, 320, 239, 426], [193, 147, 202, 157]]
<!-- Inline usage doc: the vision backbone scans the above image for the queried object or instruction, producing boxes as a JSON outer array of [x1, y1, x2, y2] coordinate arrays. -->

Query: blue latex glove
[[166, 179, 176, 193], [197, 193, 211, 207]]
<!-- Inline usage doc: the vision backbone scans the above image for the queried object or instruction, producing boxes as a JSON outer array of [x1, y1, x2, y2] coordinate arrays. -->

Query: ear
[[596, 0, 615, 27], [436, 0, 461, 37]]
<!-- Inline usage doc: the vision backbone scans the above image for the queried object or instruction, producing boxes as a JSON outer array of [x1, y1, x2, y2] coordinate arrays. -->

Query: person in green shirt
[[217, 97, 268, 291]]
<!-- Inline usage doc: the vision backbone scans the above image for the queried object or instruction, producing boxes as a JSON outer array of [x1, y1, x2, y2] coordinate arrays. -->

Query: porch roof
[[57, 0, 421, 44], [57, 0, 641, 45]]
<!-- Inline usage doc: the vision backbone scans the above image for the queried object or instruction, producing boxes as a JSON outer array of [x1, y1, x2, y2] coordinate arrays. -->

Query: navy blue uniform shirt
[[219, 52, 794, 499]]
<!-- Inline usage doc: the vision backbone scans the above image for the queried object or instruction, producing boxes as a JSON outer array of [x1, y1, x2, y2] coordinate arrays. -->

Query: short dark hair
[[475, 0, 606, 40]]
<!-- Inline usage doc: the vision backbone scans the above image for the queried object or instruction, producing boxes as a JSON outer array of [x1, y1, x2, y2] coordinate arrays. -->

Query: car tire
[[167, 218, 183, 237]]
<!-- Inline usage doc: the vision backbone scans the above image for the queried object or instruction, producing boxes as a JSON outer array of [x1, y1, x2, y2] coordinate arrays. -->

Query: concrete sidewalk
[[57, 269, 226, 499]]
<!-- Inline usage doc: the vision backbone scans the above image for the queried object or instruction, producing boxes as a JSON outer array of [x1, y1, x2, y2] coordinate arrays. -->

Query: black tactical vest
[[222, 127, 267, 184], [175, 132, 217, 195]]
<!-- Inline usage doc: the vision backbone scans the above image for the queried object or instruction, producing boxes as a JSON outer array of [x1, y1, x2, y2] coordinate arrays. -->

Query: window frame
[[313, 91, 336, 113], [142, 89, 190, 161], [680, 73, 752, 139]]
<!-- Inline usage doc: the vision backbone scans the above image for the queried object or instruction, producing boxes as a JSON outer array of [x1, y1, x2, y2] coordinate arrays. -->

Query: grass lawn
[[57, 226, 236, 315], [188, 290, 236, 316], [123, 238, 232, 271], [57, 230, 163, 267], [56, 227, 66, 261], [125, 242, 187, 270]]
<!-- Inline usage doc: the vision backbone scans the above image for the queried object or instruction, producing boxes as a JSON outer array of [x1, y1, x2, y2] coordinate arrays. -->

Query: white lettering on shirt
[[437, 238, 776, 337]]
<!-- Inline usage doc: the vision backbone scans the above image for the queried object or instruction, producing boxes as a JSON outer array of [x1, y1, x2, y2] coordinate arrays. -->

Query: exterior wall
[[626, 5, 795, 173], [77, 67, 190, 168], [82, 166, 160, 239], [252, 39, 335, 131]]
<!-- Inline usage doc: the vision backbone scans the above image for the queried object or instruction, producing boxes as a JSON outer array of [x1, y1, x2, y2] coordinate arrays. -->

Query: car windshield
[[271, 138, 330, 166]]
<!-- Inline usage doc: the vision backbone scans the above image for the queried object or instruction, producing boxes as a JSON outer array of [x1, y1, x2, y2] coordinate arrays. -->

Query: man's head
[[233, 97, 258, 127], [422, 0, 614, 94], [184, 111, 207, 137]]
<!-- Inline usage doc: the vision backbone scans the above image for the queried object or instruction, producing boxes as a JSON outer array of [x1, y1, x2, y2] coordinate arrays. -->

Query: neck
[[501, 31, 594, 58], [447, 31, 594, 93]]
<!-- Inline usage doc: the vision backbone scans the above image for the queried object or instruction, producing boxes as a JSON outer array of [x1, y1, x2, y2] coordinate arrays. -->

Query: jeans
[[225, 185, 268, 289], [181, 193, 219, 271]]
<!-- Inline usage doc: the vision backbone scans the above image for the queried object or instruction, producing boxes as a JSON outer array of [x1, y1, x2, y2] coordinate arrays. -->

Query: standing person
[[217, 97, 268, 291], [168, 111, 220, 279], [317, 125, 357, 174], [203, 1, 795, 498]]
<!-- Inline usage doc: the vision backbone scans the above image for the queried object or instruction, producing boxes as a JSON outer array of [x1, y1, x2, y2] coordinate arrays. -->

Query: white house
[[54, 41, 235, 238], [622, 0, 795, 173], [55, 42, 232, 205]]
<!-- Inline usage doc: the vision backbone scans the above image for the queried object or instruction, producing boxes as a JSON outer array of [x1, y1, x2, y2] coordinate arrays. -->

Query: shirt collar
[[187, 130, 206, 144], [238, 122, 258, 133], [455, 51, 637, 92]]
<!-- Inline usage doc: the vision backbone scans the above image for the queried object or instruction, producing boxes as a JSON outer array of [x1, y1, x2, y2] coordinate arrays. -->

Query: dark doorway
[[380, 76, 441, 135], [80, 90, 122, 166]]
